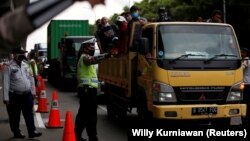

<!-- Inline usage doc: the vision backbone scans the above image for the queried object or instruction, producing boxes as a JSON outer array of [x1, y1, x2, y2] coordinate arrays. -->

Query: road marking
[[34, 105, 46, 128], [98, 105, 107, 112], [0, 86, 2, 90]]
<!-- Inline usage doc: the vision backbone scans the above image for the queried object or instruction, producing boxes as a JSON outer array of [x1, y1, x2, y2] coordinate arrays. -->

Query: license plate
[[192, 107, 217, 115]]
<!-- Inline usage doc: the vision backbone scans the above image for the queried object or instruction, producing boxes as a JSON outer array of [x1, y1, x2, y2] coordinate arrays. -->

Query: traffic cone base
[[62, 111, 76, 141], [45, 110, 63, 128], [46, 90, 63, 128]]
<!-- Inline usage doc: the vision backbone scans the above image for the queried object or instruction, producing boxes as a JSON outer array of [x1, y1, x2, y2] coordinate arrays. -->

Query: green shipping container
[[47, 20, 89, 61]]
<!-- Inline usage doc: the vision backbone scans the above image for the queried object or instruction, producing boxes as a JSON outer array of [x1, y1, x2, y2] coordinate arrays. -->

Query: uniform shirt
[[77, 54, 98, 88], [3, 60, 35, 101]]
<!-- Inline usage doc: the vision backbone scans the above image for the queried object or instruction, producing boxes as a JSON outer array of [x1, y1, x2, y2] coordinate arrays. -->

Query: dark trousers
[[6, 92, 36, 135], [75, 86, 98, 141]]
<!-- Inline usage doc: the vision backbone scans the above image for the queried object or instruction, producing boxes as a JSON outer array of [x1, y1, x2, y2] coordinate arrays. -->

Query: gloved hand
[[104, 52, 111, 58], [73, 0, 105, 8]]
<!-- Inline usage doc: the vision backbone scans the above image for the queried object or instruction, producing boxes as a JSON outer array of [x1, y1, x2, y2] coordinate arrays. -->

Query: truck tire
[[241, 117, 249, 127], [107, 102, 117, 120], [48, 59, 60, 88], [59, 77, 66, 91], [137, 86, 152, 127], [105, 84, 127, 121], [210, 118, 231, 126], [105, 84, 116, 119]]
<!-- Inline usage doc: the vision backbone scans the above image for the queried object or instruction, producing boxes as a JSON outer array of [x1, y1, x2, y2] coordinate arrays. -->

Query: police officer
[[75, 38, 108, 141], [2, 46, 42, 138], [28, 51, 38, 85]]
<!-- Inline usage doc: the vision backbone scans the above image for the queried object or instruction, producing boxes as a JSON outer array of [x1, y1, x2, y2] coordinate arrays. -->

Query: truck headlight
[[153, 82, 177, 102], [226, 82, 244, 102]]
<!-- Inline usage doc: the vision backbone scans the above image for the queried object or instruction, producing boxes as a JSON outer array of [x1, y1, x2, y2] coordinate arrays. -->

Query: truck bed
[[98, 55, 128, 88]]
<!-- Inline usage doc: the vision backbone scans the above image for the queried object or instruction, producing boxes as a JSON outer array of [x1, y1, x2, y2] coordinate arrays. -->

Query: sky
[[26, 0, 142, 52]]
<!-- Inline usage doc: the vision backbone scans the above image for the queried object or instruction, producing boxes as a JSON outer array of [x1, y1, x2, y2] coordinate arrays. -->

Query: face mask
[[131, 12, 139, 18], [17, 54, 26, 62]]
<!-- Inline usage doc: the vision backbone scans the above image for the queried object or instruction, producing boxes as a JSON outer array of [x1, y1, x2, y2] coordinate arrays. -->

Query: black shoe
[[29, 131, 42, 138], [89, 137, 99, 141], [77, 137, 87, 141], [14, 132, 25, 139]]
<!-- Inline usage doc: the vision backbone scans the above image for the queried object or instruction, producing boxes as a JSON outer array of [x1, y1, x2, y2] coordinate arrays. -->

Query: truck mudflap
[[152, 104, 246, 119]]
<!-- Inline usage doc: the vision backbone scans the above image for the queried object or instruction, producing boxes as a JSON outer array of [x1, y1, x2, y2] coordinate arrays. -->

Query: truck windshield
[[157, 25, 240, 60]]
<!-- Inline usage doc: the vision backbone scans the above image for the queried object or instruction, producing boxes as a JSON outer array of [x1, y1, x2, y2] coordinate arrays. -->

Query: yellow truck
[[98, 22, 246, 125]]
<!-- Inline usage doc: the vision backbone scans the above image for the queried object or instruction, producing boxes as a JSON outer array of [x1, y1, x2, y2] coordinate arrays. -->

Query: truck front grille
[[174, 86, 230, 104]]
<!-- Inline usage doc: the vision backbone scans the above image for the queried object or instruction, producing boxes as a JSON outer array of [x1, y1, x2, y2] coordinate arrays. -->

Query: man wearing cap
[[98, 16, 118, 53], [2, 46, 42, 139], [75, 38, 107, 141]]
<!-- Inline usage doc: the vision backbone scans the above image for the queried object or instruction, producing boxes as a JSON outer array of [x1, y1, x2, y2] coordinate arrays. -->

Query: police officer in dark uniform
[[2, 46, 42, 138]]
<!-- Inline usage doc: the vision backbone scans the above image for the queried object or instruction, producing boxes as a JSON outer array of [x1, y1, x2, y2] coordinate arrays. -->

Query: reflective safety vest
[[77, 54, 98, 88], [29, 58, 38, 76]]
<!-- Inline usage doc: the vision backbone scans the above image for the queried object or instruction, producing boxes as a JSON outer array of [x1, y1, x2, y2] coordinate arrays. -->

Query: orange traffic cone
[[45, 90, 63, 128], [36, 75, 42, 98], [36, 78, 48, 113], [62, 111, 76, 141]]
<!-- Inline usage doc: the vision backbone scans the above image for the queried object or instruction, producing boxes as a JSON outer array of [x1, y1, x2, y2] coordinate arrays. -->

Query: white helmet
[[81, 38, 96, 45], [116, 16, 127, 22], [81, 38, 96, 49]]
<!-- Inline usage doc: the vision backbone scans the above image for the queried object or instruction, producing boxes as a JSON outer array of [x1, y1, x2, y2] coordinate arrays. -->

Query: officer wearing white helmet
[[75, 37, 107, 141]]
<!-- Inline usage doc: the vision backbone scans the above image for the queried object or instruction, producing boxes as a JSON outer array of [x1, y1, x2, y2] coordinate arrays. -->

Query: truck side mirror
[[139, 37, 149, 54]]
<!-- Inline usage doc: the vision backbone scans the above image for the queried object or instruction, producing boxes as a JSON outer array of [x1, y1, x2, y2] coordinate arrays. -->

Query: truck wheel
[[106, 101, 117, 120], [210, 118, 231, 126], [59, 77, 66, 91], [137, 87, 152, 127], [241, 117, 249, 127], [105, 84, 116, 120]]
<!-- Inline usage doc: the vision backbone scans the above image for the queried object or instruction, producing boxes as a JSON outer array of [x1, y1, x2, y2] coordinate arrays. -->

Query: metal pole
[[223, 0, 226, 23]]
